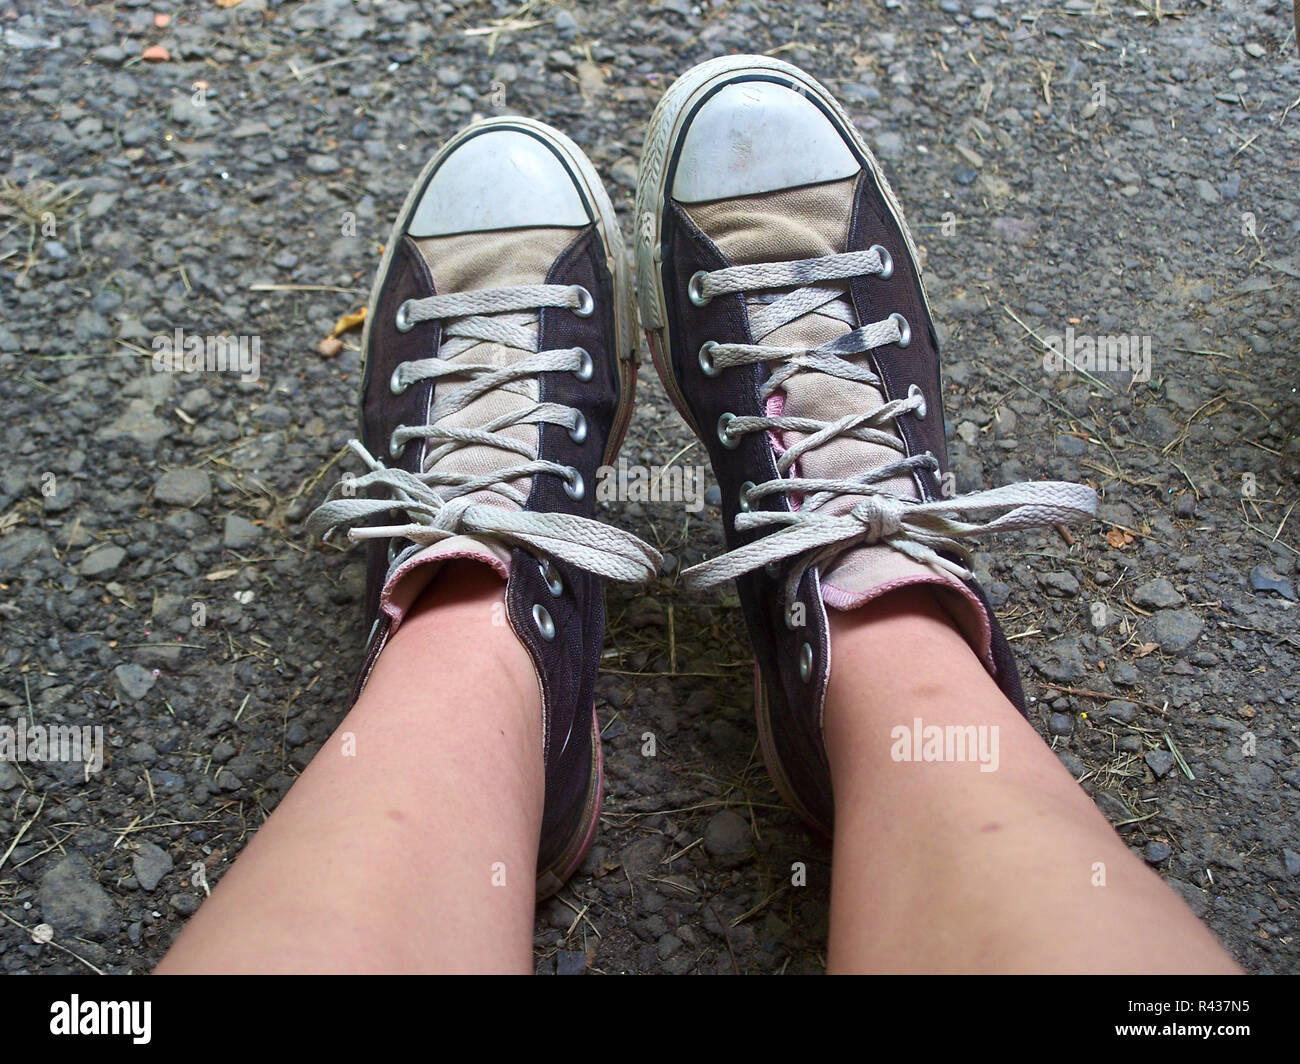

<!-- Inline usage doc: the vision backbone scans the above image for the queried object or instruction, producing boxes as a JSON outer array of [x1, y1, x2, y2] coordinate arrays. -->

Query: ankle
[[823, 586, 1004, 758], [391, 561, 540, 715], [827, 585, 970, 650]]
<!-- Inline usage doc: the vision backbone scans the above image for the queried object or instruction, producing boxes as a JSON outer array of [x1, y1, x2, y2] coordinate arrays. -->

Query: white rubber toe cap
[[671, 81, 860, 204], [408, 128, 591, 237]]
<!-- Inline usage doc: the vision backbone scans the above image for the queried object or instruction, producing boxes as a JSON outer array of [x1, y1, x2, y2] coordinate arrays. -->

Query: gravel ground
[[0, 0, 1297, 975]]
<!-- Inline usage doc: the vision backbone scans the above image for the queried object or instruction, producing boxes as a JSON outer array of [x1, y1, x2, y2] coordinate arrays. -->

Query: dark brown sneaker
[[635, 57, 1096, 833], [309, 118, 659, 896]]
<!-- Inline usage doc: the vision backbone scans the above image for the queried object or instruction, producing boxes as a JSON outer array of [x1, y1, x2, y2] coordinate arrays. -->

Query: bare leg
[[823, 587, 1239, 974], [157, 562, 542, 974]]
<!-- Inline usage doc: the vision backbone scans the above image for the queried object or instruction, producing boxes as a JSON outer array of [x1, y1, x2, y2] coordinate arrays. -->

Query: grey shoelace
[[685, 251, 1098, 602], [307, 284, 661, 583]]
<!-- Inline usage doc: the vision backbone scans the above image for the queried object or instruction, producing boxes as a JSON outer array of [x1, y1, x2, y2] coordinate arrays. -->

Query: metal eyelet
[[571, 285, 594, 318], [532, 603, 555, 640], [870, 244, 894, 280], [717, 412, 740, 450], [390, 365, 409, 395], [389, 430, 407, 459], [798, 642, 814, 682], [907, 383, 927, 419], [889, 312, 912, 348], [574, 348, 594, 382], [395, 300, 415, 333], [387, 539, 403, 565], [541, 560, 563, 597], [698, 341, 721, 377], [687, 271, 711, 306], [563, 467, 585, 501], [540, 559, 563, 597], [764, 561, 781, 579], [568, 411, 587, 444], [738, 480, 756, 512]]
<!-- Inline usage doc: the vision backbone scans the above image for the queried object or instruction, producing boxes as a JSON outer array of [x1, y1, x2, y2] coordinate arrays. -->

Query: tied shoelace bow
[[683, 248, 1098, 603], [306, 284, 661, 584]]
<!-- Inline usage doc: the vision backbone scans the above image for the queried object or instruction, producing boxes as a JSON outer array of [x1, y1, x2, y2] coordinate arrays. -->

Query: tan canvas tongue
[[682, 180, 991, 662], [682, 179, 929, 560], [412, 226, 581, 511], [373, 227, 581, 612], [683, 178, 916, 506]]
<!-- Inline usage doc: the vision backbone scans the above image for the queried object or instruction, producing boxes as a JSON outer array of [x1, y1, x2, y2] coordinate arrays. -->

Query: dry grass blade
[[0, 177, 82, 274]]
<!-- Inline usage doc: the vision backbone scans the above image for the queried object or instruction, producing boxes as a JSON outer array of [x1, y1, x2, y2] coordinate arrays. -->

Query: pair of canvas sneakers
[[306, 55, 1097, 898]]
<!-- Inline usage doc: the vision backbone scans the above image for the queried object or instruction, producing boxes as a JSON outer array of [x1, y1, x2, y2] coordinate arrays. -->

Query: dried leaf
[[1135, 642, 1160, 657], [215, 0, 245, 8], [204, 568, 239, 581], [316, 336, 344, 358], [330, 307, 366, 337], [1105, 527, 1130, 549]]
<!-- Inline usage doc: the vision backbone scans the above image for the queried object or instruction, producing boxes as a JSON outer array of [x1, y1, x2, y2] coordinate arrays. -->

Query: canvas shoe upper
[[635, 57, 1096, 832]]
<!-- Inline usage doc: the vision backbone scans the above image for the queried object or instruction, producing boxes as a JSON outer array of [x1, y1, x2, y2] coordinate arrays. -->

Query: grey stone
[[1145, 748, 1176, 778], [78, 544, 126, 578], [1250, 564, 1296, 601], [1144, 840, 1172, 864], [170, 893, 201, 915], [1111, 662, 1141, 686], [1039, 571, 1080, 598], [0, 529, 51, 574], [43, 480, 75, 512], [656, 932, 683, 959], [1048, 712, 1074, 736], [1057, 751, 1086, 777], [112, 663, 156, 702], [1095, 792, 1132, 824], [154, 469, 212, 507], [555, 948, 586, 974], [222, 514, 262, 550], [1034, 637, 1086, 683], [39, 854, 120, 941], [1133, 577, 1184, 610], [618, 836, 663, 876], [1152, 609, 1204, 654], [874, 131, 905, 158], [215, 769, 243, 791], [704, 810, 753, 867], [1102, 700, 1138, 724], [132, 842, 173, 891], [306, 154, 340, 174], [1284, 849, 1300, 878]]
